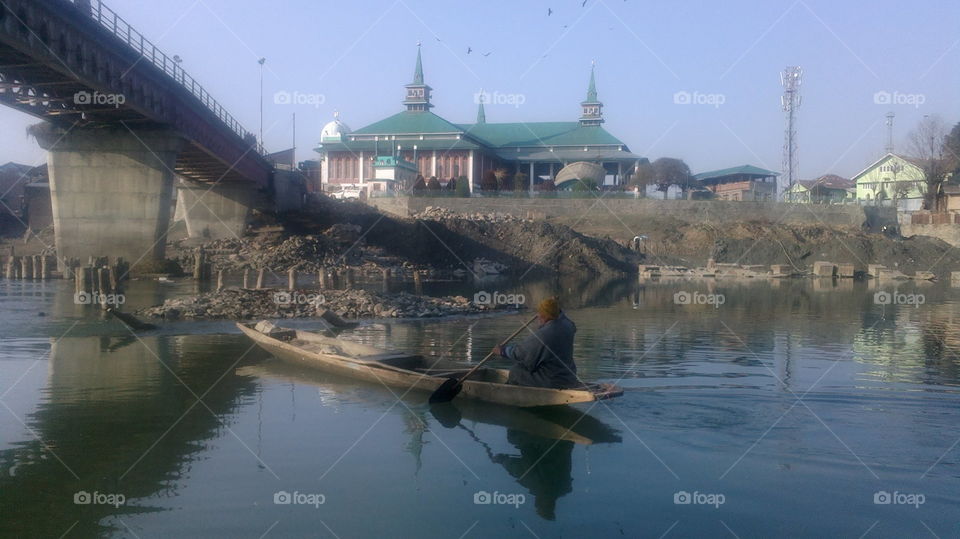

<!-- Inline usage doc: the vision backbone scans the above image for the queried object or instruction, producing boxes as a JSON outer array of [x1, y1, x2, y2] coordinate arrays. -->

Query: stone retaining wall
[[368, 196, 896, 229]]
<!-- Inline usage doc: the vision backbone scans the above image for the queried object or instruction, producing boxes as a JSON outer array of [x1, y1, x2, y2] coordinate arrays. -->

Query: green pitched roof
[[317, 137, 482, 153], [694, 165, 780, 181], [458, 122, 626, 148], [352, 111, 465, 135]]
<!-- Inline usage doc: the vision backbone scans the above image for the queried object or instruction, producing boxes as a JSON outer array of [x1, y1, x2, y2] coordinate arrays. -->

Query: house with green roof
[[315, 46, 641, 194], [694, 165, 779, 201]]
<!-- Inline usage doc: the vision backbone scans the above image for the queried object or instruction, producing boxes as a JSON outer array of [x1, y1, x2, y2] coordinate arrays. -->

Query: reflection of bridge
[[0, 0, 284, 266]]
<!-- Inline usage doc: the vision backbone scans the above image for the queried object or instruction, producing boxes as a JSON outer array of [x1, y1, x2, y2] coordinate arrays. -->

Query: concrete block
[[877, 268, 908, 280], [914, 271, 936, 281], [837, 263, 856, 278], [770, 264, 790, 276], [812, 261, 836, 277], [867, 264, 886, 277]]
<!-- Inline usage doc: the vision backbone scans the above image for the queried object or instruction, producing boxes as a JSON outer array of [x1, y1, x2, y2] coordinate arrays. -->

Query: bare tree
[[908, 115, 949, 211], [651, 157, 694, 193]]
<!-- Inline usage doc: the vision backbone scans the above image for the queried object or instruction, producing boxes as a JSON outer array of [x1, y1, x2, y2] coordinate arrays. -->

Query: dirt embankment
[[637, 220, 960, 274], [171, 197, 639, 278]]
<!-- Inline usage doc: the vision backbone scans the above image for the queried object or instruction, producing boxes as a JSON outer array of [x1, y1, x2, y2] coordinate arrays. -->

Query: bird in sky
[[581, 0, 587, 6], [467, 47, 472, 54], [547, 7, 553, 15], [482, 52, 492, 57]]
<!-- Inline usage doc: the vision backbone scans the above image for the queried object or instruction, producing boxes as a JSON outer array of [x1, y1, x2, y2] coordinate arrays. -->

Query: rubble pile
[[138, 288, 510, 320]]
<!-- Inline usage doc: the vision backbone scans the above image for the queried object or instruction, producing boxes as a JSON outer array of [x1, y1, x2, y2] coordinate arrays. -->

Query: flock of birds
[[430, 0, 626, 60]]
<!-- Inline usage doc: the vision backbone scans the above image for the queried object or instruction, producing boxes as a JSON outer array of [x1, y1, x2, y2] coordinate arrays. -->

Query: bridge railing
[[68, 0, 265, 155]]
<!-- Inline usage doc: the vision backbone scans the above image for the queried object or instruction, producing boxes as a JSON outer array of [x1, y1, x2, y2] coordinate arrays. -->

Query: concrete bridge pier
[[33, 125, 182, 270], [176, 181, 253, 240]]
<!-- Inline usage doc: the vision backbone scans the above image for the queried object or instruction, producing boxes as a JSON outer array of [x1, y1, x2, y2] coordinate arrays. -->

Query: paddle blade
[[428, 377, 463, 404]]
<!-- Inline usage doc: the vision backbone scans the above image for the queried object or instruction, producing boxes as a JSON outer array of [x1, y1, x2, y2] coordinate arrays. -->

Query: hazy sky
[[1, 0, 958, 179]]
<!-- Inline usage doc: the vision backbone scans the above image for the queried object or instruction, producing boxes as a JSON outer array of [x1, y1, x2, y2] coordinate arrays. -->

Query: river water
[[2, 275, 959, 538]]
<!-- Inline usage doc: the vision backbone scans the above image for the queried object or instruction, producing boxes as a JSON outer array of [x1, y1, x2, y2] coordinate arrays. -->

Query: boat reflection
[[239, 359, 621, 521], [430, 399, 621, 520]]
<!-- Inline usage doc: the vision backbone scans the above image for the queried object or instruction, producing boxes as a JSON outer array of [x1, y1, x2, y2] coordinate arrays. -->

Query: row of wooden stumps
[[4, 254, 55, 280], [188, 250, 425, 294], [72, 257, 130, 309]]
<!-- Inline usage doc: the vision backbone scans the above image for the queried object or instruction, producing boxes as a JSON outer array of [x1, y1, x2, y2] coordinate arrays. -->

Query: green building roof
[[458, 122, 626, 148], [694, 165, 780, 181], [352, 111, 464, 135]]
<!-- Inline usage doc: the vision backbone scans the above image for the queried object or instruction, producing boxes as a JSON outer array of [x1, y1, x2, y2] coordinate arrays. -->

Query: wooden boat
[[236, 362, 622, 445], [237, 321, 623, 408]]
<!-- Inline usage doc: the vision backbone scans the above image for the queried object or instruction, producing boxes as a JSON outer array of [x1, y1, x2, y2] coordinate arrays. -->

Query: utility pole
[[885, 112, 895, 154], [780, 66, 802, 197], [258, 57, 266, 152]]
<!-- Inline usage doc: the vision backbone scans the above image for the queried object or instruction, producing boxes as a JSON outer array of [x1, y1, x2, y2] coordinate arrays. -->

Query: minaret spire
[[579, 60, 604, 127], [586, 61, 598, 102], [413, 41, 424, 85], [404, 42, 433, 112]]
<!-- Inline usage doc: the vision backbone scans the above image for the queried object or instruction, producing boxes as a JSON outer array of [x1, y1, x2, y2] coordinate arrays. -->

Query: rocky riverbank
[[137, 288, 513, 320]]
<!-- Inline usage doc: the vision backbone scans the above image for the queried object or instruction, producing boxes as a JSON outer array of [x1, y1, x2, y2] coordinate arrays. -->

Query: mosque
[[314, 46, 641, 194]]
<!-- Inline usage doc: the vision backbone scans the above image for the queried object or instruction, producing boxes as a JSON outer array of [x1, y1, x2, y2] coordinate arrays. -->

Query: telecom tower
[[885, 112, 895, 154], [780, 66, 802, 195]]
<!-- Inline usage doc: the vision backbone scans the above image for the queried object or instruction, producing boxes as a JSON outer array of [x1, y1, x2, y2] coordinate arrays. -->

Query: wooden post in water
[[344, 268, 355, 288], [216, 269, 224, 292], [317, 269, 326, 289], [21, 256, 32, 281], [100, 268, 111, 309], [40, 256, 50, 280], [75, 266, 85, 296], [108, 265, 119, 293], [256, 268, 265, 289], [288, 268, 296, 290], [413, 269, 422, 295], [4, 256, 14, 279], [193, 250, 203, 280]]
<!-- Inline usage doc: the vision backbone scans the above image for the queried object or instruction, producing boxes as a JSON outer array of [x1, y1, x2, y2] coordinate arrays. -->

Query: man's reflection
[[491, 429, 573, 520]]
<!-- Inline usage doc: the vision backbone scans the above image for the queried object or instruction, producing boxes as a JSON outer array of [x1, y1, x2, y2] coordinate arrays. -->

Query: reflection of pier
[[0, 334, 263, 537]]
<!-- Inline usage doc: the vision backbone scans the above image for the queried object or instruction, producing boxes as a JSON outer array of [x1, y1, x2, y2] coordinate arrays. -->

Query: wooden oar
[[429, 314, 538, 404]]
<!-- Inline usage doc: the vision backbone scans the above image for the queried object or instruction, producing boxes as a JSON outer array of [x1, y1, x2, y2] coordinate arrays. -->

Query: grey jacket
[[502, 313, 579, 389]]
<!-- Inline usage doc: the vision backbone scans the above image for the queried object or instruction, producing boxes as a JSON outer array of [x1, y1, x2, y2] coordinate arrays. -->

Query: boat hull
[[237, 323, 622, 408]]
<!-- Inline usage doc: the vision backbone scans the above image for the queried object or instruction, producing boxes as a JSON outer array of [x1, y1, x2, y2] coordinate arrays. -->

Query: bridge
[[0, 0, 281, 267]]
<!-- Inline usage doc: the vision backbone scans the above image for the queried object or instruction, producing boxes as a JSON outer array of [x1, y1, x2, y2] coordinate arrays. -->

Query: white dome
[[320, 113, 350, 142]]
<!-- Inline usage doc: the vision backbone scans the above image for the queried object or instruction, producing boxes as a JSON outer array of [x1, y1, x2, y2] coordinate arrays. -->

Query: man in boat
[[493, 298, 580, 389]]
